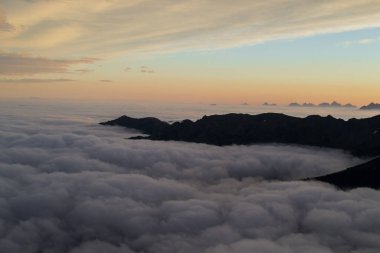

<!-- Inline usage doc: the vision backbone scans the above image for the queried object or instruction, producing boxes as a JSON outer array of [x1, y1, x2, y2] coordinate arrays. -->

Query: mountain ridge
[[309, 156, 380, 189], [360, 103, 380, 110], [100, 113, 380, 157]]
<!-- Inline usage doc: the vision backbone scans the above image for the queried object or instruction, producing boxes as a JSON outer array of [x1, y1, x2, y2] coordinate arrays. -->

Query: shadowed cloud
[[1, 101, 380, 252]]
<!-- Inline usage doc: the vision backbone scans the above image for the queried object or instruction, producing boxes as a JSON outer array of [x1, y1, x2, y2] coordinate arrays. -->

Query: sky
[[1, 0, 380, 105]]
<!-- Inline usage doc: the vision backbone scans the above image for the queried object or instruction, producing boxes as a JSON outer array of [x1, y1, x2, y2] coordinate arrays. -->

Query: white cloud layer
[[1, 0, 380, 56], [1, 102, 379, 253]]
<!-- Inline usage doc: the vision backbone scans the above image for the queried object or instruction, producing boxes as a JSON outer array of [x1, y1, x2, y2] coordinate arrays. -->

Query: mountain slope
[[311, 157, 380, 189]]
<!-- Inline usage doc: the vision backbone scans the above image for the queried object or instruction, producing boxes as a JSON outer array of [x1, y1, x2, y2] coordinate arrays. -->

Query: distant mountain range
[[101, 113, 380, 157], [360, 103, 380, 110], [288, 101, 356, 108], [262, 102, 277, 106], [286, 101, 380, 110]]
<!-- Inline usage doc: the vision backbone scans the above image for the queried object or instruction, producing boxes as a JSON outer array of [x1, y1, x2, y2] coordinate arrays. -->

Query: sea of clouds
[[0, 103, 380, 253]]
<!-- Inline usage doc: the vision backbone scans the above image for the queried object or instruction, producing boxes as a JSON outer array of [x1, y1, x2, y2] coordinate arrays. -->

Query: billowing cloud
[[0, 100, 379, 252], [2, 1, 380, 56], [0, 53, 98, 76]]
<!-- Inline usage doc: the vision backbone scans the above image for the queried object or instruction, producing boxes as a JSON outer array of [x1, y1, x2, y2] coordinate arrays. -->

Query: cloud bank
[[0, 53, 98, 76], [1, 103, 379, 253], [2, 0, 380, 56]]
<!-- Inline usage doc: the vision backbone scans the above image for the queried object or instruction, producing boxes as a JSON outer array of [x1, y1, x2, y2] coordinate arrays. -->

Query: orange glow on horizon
[[1, 80, 379, 107]]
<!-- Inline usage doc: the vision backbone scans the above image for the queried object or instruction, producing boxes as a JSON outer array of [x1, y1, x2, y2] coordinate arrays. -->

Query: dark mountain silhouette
[[310, 157, 380, 189], [100, 113, 380, 157], [361, 103, 380, 110], [101, 115, 169, 135]]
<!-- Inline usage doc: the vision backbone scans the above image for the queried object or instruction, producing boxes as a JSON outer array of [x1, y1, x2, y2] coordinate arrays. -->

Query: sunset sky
[[1, 0, 380, 105]]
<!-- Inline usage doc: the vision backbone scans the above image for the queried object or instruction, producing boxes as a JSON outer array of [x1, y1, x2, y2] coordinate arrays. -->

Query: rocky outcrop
[[100, 115, 169, 135]]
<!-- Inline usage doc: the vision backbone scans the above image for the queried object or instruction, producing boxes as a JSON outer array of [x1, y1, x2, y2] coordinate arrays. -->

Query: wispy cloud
[[99, 79, 112, 82], [2, 1, 380, 55], [140, 66, 155, 74], [75, 69, 91, 74], [340, 36, 380, 47], [0, 78, 75, 83], [0, 53, 99, 76], [0, 8, 13, 32]]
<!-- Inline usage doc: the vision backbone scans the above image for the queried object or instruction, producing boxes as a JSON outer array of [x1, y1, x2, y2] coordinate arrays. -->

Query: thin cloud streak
[[75, 69, 91, 74], [140, 66, 155, 74], [0, 78, 75, 83], [2, 0, 380, 56], [340, 36, 380, 47], [0, 53, 99, 76]]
